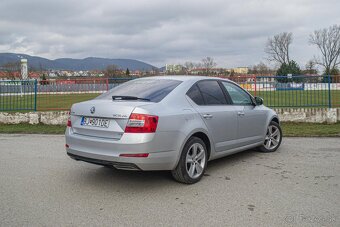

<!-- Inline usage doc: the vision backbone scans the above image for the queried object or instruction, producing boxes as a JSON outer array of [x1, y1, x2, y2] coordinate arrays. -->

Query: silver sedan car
[[65, 76, 282, 183]]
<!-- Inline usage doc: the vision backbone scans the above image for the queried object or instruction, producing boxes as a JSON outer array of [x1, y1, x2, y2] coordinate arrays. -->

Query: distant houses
[[0, 69, 158, 80], [165, 63, 250, 76], [0, 60, 268, 81]]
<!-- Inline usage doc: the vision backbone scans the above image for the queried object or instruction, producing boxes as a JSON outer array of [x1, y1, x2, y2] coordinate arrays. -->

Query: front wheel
[[258, 121, 282, 152], [171, 137, 208, 184]]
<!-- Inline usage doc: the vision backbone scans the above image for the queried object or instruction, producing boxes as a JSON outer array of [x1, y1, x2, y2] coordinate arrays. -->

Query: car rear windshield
[[96, 79, 182, 102]]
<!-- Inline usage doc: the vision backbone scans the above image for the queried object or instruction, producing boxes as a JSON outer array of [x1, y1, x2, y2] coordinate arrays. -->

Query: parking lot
[[0, 134, 339, 226]]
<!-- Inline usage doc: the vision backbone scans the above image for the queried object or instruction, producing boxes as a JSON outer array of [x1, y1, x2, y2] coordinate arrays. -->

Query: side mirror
[[254, 96, 263, 106]]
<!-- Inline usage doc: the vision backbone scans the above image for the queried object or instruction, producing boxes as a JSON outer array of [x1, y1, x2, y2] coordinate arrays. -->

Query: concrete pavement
[[0, 134, 339, 226]]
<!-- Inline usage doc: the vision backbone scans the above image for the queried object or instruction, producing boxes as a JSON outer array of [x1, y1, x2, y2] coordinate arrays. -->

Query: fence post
[[254, 75, 257, 96], [328, 75, 331, 108], [34, 79, 37, 111], [106, 78, 109, 91]]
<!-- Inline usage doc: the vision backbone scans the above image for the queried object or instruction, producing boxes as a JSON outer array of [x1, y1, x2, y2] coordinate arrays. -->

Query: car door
[[220, 81, 266, 146], [186, 80, 239, 152]]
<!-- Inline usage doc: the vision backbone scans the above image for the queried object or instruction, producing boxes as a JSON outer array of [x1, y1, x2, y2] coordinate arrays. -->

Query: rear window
[[96, 79, 182, 102], [187, 84, 205, 105]]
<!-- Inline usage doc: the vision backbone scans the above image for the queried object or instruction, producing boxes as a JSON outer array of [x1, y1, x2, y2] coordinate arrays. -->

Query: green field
[[281, 122, 340, 137], [0, 90, 339, 111], [36, 93, 99, 110], [250, 90, 340, 107], [0, 93, 100, 111]]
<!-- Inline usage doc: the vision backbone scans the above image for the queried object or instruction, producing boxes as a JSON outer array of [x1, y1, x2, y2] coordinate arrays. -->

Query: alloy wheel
[[185, 143, 206, 179], [264, 124, 281, 150]]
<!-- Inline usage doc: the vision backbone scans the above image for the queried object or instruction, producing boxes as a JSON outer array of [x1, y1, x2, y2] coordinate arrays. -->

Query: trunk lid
[[70, 99, 151, 139]]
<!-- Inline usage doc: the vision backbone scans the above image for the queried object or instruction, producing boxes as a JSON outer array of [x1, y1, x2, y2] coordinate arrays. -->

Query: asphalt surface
[[0, 134, 339, 227]]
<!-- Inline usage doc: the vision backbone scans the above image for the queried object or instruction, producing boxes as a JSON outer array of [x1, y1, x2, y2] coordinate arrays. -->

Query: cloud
[[0, 0, 339, 68]]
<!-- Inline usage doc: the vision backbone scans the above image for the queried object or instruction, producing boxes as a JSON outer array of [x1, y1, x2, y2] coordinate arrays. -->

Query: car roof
[[139, 75, 232, 83]]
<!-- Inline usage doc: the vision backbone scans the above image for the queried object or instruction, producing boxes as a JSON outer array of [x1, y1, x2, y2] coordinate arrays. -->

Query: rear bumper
[[65, 128, 183, 171], [67, 153, 142, 170]]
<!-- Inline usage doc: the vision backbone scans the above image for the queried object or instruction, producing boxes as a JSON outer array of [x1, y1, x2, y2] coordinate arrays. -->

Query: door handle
[[203, 114, 213, 119], [237, 111, 245, 116]]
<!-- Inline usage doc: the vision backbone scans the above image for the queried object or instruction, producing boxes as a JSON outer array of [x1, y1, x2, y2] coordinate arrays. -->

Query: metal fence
[[0, 80, 37, 111], [229, 75, 340, 108], [0, 75, 339, 111]]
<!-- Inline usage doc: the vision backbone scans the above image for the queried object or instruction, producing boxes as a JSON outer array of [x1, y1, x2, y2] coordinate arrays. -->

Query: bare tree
[[309, 25, 340, 75], [201, 57, 217, 75], [1, 61, 21, 79], [304, 60, 317, 75], [183, 62, 195, 74], [184, 62, 195, 70], [194, 62, 203, 69], [249, 62, 273, 75], [151, 66, 159, 75], [105, 64, 121, 78], [265, 32, 292, 65]]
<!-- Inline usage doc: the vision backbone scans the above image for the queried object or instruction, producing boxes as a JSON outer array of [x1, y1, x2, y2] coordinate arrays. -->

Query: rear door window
[[196, 80, 227, 105], [96, 79, 181, 102]]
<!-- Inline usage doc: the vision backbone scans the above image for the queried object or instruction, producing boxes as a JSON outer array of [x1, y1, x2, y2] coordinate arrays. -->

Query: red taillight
[[65, 144, 69, 148], [67, 111, 72, 127], [119, 153, 149, 158], [125, 113, 159, 133]]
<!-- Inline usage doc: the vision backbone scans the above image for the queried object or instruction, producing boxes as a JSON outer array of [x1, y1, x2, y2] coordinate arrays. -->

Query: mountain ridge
[[0, 53, 158, 71]]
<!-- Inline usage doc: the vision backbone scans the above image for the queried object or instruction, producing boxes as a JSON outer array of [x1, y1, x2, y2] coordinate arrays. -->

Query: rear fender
[[173, 128, 214, 169]]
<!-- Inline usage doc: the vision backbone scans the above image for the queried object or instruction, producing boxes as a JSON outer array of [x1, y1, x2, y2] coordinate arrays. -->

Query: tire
[[171, 137, 208, 184], [258, 121, 282, 152]]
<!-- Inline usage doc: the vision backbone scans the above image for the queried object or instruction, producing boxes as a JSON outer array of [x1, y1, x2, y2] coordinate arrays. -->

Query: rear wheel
[[171, 137, 207, 184], [258, 121, 282, 152]]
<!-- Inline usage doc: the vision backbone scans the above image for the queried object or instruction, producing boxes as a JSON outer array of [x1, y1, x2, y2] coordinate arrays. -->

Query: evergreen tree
[[276, 60, 301, 82]]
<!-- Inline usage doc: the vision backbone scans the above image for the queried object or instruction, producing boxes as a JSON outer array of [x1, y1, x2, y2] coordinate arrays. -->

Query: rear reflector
[[125, 113, 158, 133], [119, 153, 149, 158]]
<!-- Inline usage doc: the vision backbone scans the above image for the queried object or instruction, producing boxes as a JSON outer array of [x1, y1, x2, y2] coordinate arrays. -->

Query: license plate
[[81, 117, 110, 128]]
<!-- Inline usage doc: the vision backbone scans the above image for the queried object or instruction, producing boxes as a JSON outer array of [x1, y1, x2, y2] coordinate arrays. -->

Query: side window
[[221, 82, 253, 105], [187, 84, 204, 105], [197, 80, 227, 105]]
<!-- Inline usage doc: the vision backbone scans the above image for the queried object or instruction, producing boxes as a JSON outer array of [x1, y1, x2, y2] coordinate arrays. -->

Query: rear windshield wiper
[[112, 96, 150, 101]]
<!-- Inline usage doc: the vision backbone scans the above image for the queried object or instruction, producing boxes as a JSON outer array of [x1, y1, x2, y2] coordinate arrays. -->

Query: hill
[[0, 53, 157, 71]]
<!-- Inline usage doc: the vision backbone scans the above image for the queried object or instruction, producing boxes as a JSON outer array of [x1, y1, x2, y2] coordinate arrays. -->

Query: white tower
[[21, 59, 28, 80]]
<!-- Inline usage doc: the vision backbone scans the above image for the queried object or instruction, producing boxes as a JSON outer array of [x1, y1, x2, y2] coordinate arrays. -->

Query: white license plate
[[81, 117, 110, 128]]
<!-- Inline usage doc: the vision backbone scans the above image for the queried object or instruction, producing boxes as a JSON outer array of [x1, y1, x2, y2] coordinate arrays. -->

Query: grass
[[36, 93, 99, 110], [250, 90, 340, 107], [0, 122, 339, 137], [281, 122, 340, 137], [0, 90, 340, 111], [0, 123, 66, 134], [0, 93, 100, 111]]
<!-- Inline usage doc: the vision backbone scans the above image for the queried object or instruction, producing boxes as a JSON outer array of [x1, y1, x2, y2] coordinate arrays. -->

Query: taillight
[[67, 112, 72, 127], [119, 153, 149, 158], [125, 113, 159, 133]]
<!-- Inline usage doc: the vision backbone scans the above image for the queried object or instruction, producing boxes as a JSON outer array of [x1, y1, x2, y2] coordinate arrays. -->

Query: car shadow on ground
[[205, 149, 261, 171], [66, 149, 266, 190]]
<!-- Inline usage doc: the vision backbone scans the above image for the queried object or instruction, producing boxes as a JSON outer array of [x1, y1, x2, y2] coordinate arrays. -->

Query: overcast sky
[[0, 0, 339, 68]]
